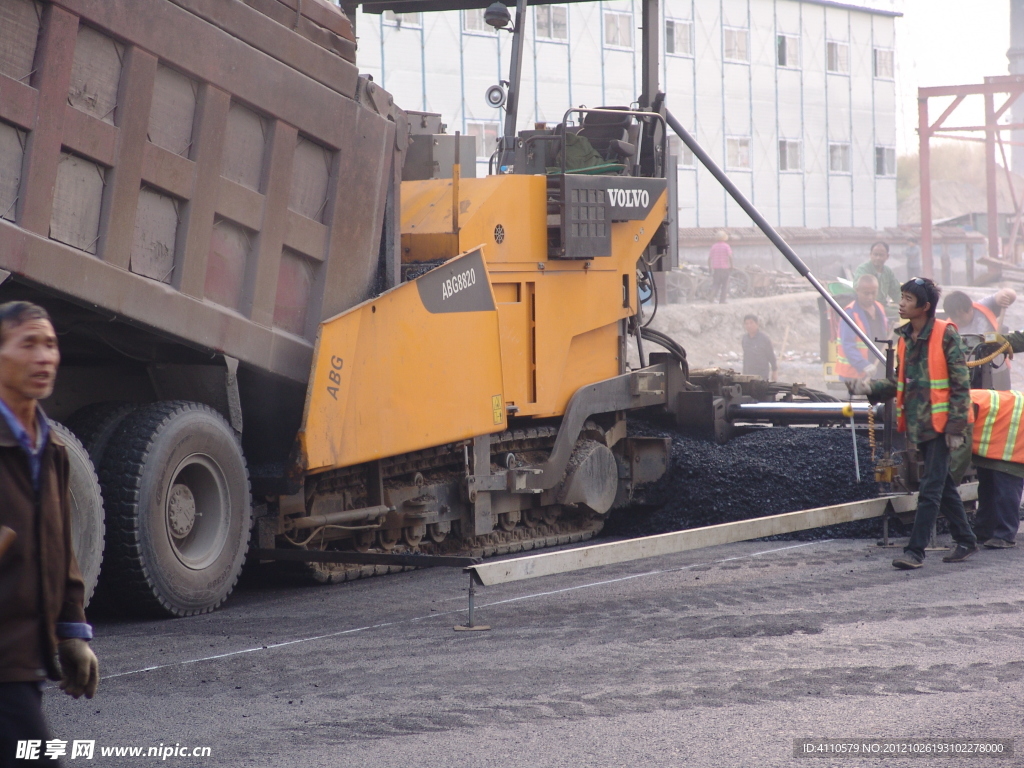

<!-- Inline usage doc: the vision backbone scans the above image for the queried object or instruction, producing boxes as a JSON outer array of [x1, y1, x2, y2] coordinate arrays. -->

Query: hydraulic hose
[[664, 110, 885, 365]]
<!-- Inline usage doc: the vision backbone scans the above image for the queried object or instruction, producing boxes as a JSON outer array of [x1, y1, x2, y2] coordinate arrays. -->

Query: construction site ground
[[647, 285, 1024, 392], [48, 536, 1024, 767]]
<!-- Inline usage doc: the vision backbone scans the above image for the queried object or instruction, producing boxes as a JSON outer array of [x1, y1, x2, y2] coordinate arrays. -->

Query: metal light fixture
[[484, 2, 512, 30]]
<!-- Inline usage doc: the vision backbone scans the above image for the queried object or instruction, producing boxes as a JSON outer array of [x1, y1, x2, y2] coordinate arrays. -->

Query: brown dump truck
[[0, 0, 405, 614]]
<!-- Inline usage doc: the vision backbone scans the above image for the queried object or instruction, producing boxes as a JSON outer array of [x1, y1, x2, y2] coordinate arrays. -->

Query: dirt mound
[[605, 423, 890, 541]]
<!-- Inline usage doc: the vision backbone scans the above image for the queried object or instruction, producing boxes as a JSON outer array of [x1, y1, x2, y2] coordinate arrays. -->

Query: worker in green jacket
[[849, 277, 977, 569], [853, 242, 902, 307]]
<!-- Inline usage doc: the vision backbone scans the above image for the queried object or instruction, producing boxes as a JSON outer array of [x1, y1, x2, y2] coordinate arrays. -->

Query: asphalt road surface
[[46, 536, 1024, 767]]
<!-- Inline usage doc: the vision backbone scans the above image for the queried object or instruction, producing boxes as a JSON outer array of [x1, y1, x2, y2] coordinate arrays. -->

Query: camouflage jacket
[[867, 317, 971, 445]]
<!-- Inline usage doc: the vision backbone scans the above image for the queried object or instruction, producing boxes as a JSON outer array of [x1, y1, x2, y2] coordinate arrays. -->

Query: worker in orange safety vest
[[943, 289, 1016, 390], [835, 274, 889, 384], [960, 389, 1024, 548], [850, 277, 978, 569]]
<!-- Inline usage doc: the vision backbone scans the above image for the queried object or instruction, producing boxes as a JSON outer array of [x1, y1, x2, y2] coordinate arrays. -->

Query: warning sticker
[[492, 395, 503, 425]]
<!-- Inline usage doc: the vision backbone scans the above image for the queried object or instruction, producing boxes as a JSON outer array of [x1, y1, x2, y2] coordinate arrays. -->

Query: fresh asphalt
[[46, 536, 1024, 767]]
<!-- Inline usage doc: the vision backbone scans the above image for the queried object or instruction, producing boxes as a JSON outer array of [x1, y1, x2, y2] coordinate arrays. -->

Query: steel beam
[[986, 92, 1001, 260], [253, 548, 481, 567], [919, 94, 933, 277], [466, 484, 979, 586]]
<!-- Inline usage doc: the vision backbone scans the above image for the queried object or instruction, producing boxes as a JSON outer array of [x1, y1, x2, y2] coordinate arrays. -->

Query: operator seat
[[578, 107, 637, 167]]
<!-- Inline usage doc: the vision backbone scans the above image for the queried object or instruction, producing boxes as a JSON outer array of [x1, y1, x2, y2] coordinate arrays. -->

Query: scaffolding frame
[[918, 75, 1024, 276]]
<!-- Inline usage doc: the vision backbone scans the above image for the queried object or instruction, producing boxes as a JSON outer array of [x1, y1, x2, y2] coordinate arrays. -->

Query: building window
[[874, 48, 894, 79], [724, 27, 749, 62], [383, 10, 422, 27], [779, 139, 801, 171], [466, 121, 500, 159], [536, 5, 568, 40], [726, 137, 750, 169], [464, 8, 489, 33], [668, 135, 695, 167], [665, 19, 693, 56], [604, 11, 632, 49], [777, 34, 799, 68], [875, 146, 896, 177], [826, 41, 849, 73], [829, 143, 851, 173]]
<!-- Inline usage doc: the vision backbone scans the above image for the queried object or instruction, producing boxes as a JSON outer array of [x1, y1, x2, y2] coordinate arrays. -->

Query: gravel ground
[[45, 537, 1024, 767], [605, 424, 887, 541]]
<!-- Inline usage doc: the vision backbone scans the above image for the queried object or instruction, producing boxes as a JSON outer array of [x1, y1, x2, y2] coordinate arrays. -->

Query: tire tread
[[97, 401, 251, 618]]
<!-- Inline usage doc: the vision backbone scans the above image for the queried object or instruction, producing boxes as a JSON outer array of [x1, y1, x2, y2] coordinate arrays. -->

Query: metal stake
[[454, 573, 490, 632], [850, 413, 861, 483]]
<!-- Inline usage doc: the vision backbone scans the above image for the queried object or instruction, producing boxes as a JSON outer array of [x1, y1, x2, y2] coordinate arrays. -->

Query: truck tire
[[65, 401, 140, 468], [51, 422, 105, 607], [99, 401, 251, 617]]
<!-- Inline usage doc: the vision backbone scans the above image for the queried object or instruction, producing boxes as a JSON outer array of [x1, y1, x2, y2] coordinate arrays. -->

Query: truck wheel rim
[[164, 453, 230, 570]]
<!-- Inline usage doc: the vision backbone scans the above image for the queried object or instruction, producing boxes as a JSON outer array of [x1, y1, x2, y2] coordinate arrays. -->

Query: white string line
[[100, 540, 825, 680]]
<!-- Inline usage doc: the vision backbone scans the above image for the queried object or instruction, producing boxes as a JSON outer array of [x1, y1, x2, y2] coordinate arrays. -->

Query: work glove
[[58, 639, 99, 699], [945, 433, 966, 453], [845, 378, 872, 396]]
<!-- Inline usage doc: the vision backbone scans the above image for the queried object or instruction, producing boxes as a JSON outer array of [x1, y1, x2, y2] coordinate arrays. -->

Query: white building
[[353, 0, 899, 230]]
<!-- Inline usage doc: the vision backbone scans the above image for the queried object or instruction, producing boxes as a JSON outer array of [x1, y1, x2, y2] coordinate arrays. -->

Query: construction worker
[[957, 325, 1024, 549], [707, 231, 733, 304], [958, 390, 1024, 549], [741, 314, 777, 381], [835, 274, 889, 385], [849, 277, 978, 569], [853, 242, 901, 307], [942, 289, 1016, 336], [942, 289, 1017, 390]]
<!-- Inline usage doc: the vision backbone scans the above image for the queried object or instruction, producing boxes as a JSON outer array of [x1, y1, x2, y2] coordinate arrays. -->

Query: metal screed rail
[[453, 484, 980, 630]]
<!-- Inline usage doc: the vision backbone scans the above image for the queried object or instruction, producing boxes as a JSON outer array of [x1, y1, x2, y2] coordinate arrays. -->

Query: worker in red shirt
[[707, 231, 733, 304]]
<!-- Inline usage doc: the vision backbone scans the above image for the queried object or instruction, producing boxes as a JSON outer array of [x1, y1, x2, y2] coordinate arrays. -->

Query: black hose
[[640, 326, 689, 381], [641, 266, 658, 328]]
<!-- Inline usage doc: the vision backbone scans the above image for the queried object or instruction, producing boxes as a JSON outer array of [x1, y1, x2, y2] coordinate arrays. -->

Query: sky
[[894, 0, 1011, 156]]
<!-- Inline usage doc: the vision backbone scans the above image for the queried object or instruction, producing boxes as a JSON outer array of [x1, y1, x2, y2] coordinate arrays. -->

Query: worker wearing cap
[[849, 277, 977, 569], [0, 302, 99, 765]]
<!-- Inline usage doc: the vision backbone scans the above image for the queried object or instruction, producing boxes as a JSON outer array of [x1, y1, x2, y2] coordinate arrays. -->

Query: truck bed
[[0, 0, 403, 384]]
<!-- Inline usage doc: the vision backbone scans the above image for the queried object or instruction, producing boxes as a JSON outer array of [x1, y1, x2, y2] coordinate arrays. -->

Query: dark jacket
[[741, 330, 776, 379], [0, 411, 86, 683]]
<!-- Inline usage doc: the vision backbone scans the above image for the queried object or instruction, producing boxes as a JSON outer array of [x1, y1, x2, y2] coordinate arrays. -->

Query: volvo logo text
[[608, 188, 650, 208]]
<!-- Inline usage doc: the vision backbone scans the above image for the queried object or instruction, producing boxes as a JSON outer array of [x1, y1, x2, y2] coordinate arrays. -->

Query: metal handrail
[[557, 107, 668, 178]]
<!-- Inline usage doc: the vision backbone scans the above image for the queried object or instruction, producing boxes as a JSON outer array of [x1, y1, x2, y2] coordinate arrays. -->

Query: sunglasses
[[910, 277, 926, 285]]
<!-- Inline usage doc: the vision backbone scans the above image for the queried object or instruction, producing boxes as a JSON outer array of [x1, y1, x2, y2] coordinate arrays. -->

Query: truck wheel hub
[[168, 483, 197, 538]]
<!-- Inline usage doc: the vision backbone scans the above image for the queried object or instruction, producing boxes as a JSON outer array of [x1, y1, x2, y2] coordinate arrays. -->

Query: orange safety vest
[[973, 302, 999, 332], [971, 389, 1024, 463], [835, 300, 887, 379], [895, 318, 973, 434]]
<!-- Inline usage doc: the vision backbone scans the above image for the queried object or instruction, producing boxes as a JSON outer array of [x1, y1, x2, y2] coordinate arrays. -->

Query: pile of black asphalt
[[604, 420, 907, 541]]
